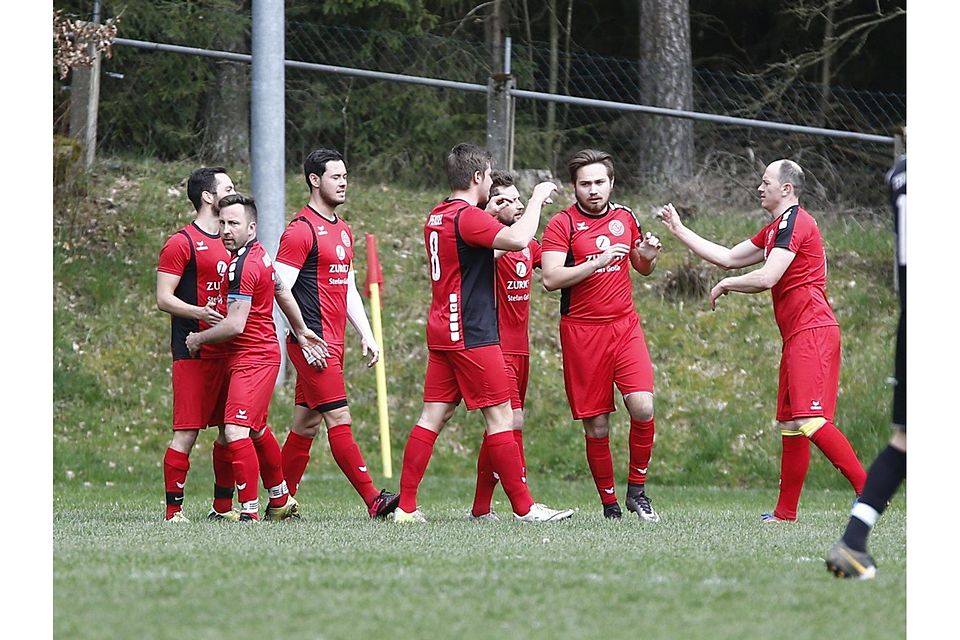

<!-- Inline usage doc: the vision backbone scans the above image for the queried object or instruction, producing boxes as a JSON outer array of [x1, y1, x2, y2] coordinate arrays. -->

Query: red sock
[[585, 435, 618, 505], [486, 430, 535, 516], [328, 424, 380, 506], [281, 430, 314, 497], [163, 447, 190, 519], [253, 427, 288, 508], [228, 438, 261, 519], [808, 422, 867, 495], [398, 425, 438, 512], [513, 429, 526, 473], [627, 418, 655, 486], [471, 433, 498, 517], [774, 434, 810, 520], [212, 441, 235, 514]]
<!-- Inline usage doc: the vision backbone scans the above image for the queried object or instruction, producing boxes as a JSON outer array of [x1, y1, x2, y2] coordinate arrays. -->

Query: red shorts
[[560, 314, 654, 420], [223, 359, 280, 431], [776, 325, 840, 422], [422, 345, 511, 411], [171, 358, 228, 430], [288, 340, 348, 413], [503, 352, 530, 410]]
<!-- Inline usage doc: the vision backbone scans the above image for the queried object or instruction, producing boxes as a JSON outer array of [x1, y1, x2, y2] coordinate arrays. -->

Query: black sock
[[841, 444, 906, 552], [627, 482, 645, 497]]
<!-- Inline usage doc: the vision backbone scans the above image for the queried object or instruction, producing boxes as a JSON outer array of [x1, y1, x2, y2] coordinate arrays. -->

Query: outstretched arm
[[658, 203, 763, 269]]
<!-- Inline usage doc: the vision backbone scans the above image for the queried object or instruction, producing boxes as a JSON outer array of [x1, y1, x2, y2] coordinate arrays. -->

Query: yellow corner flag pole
[[364, 234, 392, 478]]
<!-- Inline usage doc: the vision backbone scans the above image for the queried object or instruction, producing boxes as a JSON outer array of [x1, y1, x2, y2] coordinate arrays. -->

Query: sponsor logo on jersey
[[608, 220, 625, 236], [196, 240, 209, 251], [317, 225, 328, 236], [217, 260, 228, 276], [341, 230, 351, 247], [595, 235, 611, 250], [515, 262, 528, 278], [810, 400, 822, 411], [428, 214, 444, 226], [576, 221, 589, 231], [336, 245, 346, 261], [235, 408, 248, 420]]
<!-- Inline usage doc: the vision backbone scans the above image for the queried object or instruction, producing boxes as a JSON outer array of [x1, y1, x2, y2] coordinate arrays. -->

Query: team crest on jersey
[[316, 225, 328, 236], [336, 245, 346, 261], [595, 235, 611, 250], [608, 220, 625, 237], [515, 262, 528, 278], [341, 230, 351, 247], [217, 260, 228, 276], [522, 247, 531, 259]]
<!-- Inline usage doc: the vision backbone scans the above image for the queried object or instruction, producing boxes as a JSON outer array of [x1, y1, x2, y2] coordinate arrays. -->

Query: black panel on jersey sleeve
[[612, 202, 642, 234], [773, 204, 800, 250], [171, 229, 200, 360], [454, 208, 500, 348], [288, 217, 324, 340], [558, 211, 575, 317]]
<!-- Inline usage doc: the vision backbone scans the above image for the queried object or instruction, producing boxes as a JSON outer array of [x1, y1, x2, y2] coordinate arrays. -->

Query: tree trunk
[[546, 0, 559, 166], [202, 12, 250, 165], [818, 1, 837, 128], [636, 0, 694, 183]]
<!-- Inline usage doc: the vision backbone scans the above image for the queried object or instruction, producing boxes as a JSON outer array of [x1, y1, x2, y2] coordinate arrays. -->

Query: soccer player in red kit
[[394, 142, 573, 523], [186, 194, 327, 521], [541, 149, 664, 522], [156, 166, 238, 522], [659, 159, 866, 522], [274, 149, 399, 519], [470, 171, 555, 521]]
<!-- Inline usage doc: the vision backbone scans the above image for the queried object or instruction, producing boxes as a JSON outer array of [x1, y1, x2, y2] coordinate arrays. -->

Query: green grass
[[53, 476, 905, 640], [53, 157, 905, 638]]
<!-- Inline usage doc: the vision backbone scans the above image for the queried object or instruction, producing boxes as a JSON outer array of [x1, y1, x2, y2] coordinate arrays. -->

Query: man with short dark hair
[[394, 143, 573, 523], [659, 159, 867, 523], [186, 194, 327, 522], [156, 166, 237, 522], [275, 149, 400, 519], [470, 170, 554, 521], [541, 149, 664, 522]]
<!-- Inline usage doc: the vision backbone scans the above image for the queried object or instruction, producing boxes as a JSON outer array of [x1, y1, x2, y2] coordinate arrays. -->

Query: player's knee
[[583, 416, 609, 439], [323, 406, 352, 430], [170, 430, 198, 453], [223, 424, 250, 442]]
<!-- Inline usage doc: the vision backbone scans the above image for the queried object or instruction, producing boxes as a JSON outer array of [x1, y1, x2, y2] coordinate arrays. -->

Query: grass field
[[51, 157, 910, 638], [54, 474, 905, 640]]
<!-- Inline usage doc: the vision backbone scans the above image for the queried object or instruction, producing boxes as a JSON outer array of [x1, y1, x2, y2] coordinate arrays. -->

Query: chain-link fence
[[55, 14, 905, 212]]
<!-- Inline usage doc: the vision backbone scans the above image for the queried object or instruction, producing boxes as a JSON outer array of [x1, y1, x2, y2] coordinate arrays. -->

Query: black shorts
[[892, 310, 905, 430]]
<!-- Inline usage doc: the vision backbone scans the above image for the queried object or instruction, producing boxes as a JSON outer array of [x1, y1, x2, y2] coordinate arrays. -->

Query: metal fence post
[[486, 37, 514, 171], [68, 0, 102, 169], [251, 0, 288, 386]]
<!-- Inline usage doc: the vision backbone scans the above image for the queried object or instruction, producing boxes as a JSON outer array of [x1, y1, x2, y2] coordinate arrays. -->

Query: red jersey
[[223, 239, 281, 364], [496, 239, 541, 355], [424, 198, 505, 350], [750, 205, 838, 342], [157, 222, 230, 360], [275, 205, 353, 346], [541, 202, 642, 323]]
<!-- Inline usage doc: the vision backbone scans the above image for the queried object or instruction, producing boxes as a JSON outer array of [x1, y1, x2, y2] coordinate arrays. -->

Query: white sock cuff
[[851, 501, 880, 527]]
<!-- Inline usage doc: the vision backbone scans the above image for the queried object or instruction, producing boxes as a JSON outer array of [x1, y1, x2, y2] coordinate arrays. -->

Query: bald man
[[658, 160, 866, 523]]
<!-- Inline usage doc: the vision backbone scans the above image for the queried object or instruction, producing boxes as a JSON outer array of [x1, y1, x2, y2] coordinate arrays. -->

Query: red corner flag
[[364, 233, 384, 301]]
